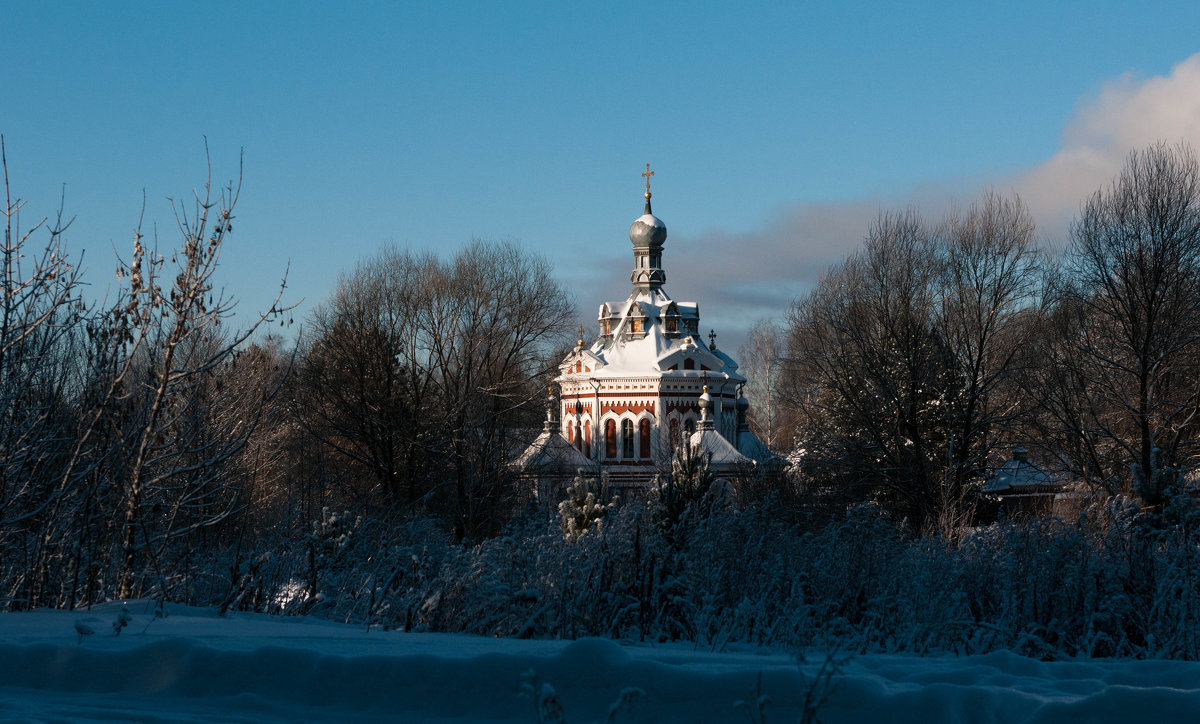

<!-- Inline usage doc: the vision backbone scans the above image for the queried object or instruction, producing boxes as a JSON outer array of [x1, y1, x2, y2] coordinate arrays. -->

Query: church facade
[[516, 167, 781, 497]]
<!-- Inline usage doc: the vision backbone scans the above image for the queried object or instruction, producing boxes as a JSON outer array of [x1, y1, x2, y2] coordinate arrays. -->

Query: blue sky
[[6, 1, 1200, 349]]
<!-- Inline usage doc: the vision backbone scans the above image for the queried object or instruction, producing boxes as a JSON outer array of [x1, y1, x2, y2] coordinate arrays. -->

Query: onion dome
[[629, 164, 668, 290], [629, 212, 667, 248], [629, 162, 667, 248]]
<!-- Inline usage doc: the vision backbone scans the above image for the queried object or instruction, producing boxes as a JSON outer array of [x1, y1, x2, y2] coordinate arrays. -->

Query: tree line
[[0, 137, 573, 610], [4, 136, 1200, 615], [739, 142, 1200, 534]]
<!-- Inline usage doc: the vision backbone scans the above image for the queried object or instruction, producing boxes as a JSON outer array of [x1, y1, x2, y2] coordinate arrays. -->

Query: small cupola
[[629, 164, 667, 291], [662, 301, 681, 336], [598, 303, 617, 340], [627, 301, 648, 340]]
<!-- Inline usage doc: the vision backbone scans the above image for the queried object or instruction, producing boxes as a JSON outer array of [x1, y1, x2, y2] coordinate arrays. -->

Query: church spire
[[642, 163, 654, 215], [698, 380, 715, 431], [543, 386, 557, 432], [628, 164, 667, 291]]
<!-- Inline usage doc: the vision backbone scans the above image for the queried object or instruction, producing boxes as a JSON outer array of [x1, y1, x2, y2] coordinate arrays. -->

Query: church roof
[[688, 386, 753, 470], [512, 428, 592, 473], [513, 390, 593, 473], [736, 429, 788, 470], [689, 426, 754, 469], [582, 289, 743, 381], [546, 167, 785, 480], [557, 165, 744, 385]]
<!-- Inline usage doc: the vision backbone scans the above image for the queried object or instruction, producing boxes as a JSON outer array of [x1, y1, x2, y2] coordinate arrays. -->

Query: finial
[[642, 163, 654, 214], [577, 324, 585, 347], [708, 329, 717, 350], [544, 384, 556, 429]]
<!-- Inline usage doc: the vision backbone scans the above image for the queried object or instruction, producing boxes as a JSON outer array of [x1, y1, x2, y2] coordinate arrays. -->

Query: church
[[515, 167, 783, 500]]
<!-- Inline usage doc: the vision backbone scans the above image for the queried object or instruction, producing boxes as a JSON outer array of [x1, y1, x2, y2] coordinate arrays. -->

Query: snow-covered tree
[[558, 471, 616, 541]]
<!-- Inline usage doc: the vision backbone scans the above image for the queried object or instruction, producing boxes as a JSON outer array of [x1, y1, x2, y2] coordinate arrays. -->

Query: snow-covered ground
[[1, 601, 1198, 723]]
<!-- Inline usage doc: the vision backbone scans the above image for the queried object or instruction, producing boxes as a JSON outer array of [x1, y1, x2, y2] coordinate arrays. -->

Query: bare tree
[[0, 135, 92, 608], [737, 318, 789, 450], [1065, 142, 1200, 503], [935, 192, 1040, 517], [431, 240, 574, 538], [296, 240, 574, 538], [297, 253, 436, 509], [1020, 273, 1115, 492], [786, 210, 957, 532], [96, 149, 292, 599]]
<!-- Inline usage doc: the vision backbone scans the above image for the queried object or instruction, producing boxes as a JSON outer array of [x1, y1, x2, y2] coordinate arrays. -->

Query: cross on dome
[[642, 163, 655, 215]]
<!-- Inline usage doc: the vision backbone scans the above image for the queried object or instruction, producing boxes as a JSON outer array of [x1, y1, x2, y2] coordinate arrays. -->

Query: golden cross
[[642, 163, 654, 197]]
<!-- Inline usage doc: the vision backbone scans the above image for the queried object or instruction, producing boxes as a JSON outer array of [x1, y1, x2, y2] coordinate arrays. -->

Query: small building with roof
[[983, 447, 1064, 518]]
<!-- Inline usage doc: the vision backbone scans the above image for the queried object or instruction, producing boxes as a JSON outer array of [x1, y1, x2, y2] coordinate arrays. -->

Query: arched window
[[670, 418, 680, 449], [605, 419, 617, 459], [639, 419, 651, 459], [684, 358, 695, 370], [684, 418, 696, 436], [622, 419, 634, 459], [567, 420, 574, 445], [584, 421, 592, 458]]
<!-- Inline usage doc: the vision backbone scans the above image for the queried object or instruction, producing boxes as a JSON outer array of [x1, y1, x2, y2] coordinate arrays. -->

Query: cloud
[[663, 199, 882, 346], [1012, 53, 1200, 240], [565, 53, 1200, 352], [561, 198, 880, 352]]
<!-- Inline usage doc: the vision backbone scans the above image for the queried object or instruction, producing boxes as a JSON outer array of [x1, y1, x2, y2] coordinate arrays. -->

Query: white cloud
[[1013, 53, 1200, 239], [566, 53, 1200, 350]]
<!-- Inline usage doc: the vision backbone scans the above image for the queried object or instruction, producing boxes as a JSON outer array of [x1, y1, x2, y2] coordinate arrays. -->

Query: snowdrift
[[0, 601, 1198, 722]]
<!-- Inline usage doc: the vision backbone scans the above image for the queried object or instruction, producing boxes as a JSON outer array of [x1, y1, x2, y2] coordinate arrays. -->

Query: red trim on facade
[[601, 401, 655, 416], [590, 460, 660, 468]]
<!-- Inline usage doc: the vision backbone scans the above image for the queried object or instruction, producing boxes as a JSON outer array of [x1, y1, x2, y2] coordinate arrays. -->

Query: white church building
[[515, 167, 783, 498]]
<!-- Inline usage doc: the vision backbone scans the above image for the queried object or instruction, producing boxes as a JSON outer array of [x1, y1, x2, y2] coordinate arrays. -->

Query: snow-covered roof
[[689, 426, 754, 469], [736, 429, 788, 470], [687, 387, 753, 470], [574, 287, 745, 382], [984, 449, 1059, 493], [512, 429, 592, 473]]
